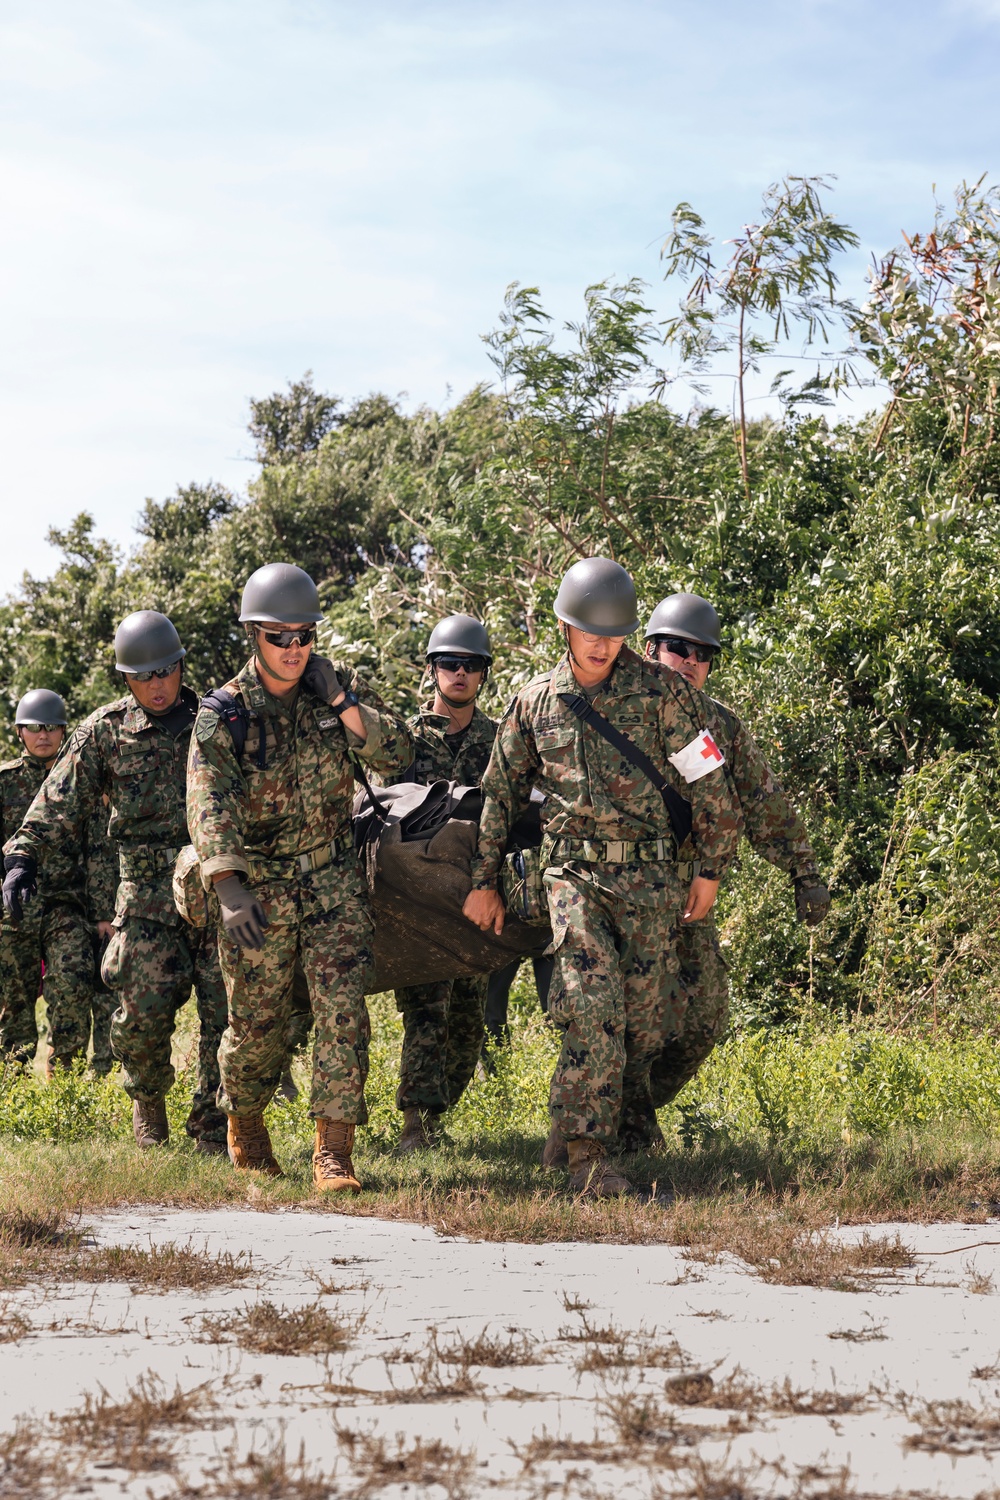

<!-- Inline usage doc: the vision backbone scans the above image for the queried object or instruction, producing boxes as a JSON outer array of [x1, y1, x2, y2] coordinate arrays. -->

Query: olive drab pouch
[[172, 844, 217, 929], [501, 846, 548, 926]]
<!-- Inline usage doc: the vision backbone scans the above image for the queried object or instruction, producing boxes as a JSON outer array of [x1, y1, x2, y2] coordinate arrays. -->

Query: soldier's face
[[433, 661, 482, 705], [254, 621, 313, 685], [566, 626, 626, 684], [19, 724, 64, 762], [647, 640, 711, 690], [129, 663, 183, 714]]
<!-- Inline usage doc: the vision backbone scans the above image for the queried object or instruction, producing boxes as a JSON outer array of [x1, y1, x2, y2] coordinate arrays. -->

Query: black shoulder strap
[[710, 698, 736, 743], [557, 691, 693, 848], [200, 689, 257, 764]]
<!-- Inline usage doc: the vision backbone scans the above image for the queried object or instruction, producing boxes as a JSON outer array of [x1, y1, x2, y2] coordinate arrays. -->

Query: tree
[[248, 372, 343, 465], [660, 175, 859, 500]]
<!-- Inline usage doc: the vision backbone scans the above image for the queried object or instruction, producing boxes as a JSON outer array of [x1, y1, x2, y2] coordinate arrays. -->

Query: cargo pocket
[[100, 926, 127, 991]]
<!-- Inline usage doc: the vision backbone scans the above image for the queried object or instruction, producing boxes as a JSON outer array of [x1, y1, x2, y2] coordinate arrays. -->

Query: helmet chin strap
[[429, 661, 485, 711]]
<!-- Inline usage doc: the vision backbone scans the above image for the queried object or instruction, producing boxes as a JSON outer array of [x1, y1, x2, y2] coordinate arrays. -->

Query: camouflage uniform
[[393, 701, 497, 1114], [5, 688, 228, 1143], [0, 750, 96, 1067], [621, 693, 820, 1135], [84, 796, 119, 1075], [471, 648, 739, 1146], [186, 659, 412, 1123]]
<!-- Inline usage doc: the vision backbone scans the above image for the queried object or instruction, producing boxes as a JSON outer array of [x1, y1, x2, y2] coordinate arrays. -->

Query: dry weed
[[903, 1394, 1000, 1454], [828, 1318, 887, 1342], [56, 1370, 223, 1474], [435, 1326, 540, 1367], [666, 1367, 881, 1416], [965, 1261, 996, 1295], [384, 1328, 484, 1401], [74, 1239, 256, 1290], [675, 1205, 914, 1290], [199, 1300, 357, 1356], [338, 1428, 475, 1498], [0, 1416, 82, 1499], [171, 1434, 335, 1499]]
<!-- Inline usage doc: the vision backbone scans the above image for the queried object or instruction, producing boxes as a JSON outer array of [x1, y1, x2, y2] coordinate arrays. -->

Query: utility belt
[[119, 845, 179, 880], [248, 832, 353, 881], [543, 834, 700, 884]]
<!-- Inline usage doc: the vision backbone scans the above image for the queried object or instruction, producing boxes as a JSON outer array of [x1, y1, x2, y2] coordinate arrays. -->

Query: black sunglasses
[[128, 665, 181, 683], [432, 654, 488, 674], [20, 722, 64, 734], [254, 626, 317, 648], [654, 636, 716, 664]]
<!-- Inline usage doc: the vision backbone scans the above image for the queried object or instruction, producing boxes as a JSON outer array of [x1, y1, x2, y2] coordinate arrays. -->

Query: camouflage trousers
[[545, 866, 686, 1146], [216, 864, 374, 1123], [619, 916, 730, 1142], [394, 975, 487, 1114], [102, 917, 227, 1143], [0, 905, 96, 1066]]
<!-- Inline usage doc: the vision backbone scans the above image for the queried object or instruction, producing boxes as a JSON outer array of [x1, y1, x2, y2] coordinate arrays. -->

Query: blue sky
[[3, 0, 1000, 593]]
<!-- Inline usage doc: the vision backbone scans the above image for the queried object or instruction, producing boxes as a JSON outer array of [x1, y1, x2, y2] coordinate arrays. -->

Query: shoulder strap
[[200, 689, 255, 763], [557, 690, 693, 848], [710, 697, 737, 742]]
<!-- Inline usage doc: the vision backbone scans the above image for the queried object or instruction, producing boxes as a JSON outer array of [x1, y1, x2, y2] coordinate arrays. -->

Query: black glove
[[794, 875, 830, 927], [215, 875, 268, 952], [2, 855, 37, 927], [302, 656, 345, 704]]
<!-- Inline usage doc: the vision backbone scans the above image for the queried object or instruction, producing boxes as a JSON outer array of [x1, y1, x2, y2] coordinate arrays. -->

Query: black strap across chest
[[556, 690, 693, 849]]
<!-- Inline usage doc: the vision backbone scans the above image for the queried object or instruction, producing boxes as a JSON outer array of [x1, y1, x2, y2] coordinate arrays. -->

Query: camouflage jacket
[[186, 657, 413, 884], [397, 701, 497, 786], [84, 796, 118, 923], [697, 696, 818, 880], [470, 647, 739, 891], [0, 752, 83, 933], [5, 686, 201, 927]]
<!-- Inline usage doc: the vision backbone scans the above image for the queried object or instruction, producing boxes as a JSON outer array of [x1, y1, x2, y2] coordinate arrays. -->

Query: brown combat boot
[[566, 1138, 632, 1198], [133, 1097, 169, 1148], [541, 1121, 569, 1169], [313, 1120, 361, 1194], [396, 1108, 440, 1155], [227, 1113, 283, 1177]]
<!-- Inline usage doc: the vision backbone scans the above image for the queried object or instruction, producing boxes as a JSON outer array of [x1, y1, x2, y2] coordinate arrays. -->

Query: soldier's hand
[[463, 887, 505, 935], [97, 921, 114, 941], [215, 875, 269, 952], [2, 855, 37, 927], [682, 875, 719, 923], [302, 656, 344, 704], [794, 875, 830, 927]]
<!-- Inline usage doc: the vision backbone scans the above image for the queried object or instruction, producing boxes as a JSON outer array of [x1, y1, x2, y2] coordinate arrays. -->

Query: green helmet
[[15, 689, 67, 726], [114, 611, 186, 674], [645, 593, 721, 650], [553, 557, 640, 637], [426, 614, 493, 662], [239, 563, 323, 625]]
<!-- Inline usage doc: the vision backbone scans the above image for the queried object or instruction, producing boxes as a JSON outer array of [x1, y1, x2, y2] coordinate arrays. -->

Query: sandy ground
[[4, 1209, 1000, 1497]]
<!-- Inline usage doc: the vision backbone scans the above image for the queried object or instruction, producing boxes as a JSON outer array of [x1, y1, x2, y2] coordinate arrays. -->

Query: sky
[[3, 0, 1000, 594]]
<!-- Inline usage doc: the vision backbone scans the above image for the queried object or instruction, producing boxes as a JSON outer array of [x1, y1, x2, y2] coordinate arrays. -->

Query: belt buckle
[[605, 840, 626, 862]]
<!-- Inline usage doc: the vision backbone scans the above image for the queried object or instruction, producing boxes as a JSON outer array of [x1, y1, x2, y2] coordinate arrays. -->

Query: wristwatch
[[328, 690, 360, 717]]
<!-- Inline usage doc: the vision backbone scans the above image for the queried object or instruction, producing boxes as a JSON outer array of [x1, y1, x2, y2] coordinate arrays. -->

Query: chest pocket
[[309, 705, 353, 808], [110, 736, 163, 818]]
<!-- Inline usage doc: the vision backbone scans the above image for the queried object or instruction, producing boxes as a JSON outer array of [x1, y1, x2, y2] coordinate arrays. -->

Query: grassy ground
[[4, 975, 1000, 1257]]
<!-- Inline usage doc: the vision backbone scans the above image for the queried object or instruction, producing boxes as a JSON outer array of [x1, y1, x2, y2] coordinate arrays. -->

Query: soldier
[[392, 614, 497, 1152], [462, 558, 740, 1196], [0, 691, 96, 1070], [617, 592, 830, 1149], [186, 562, 413, 1190], [2, 614, 228, 1152]]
